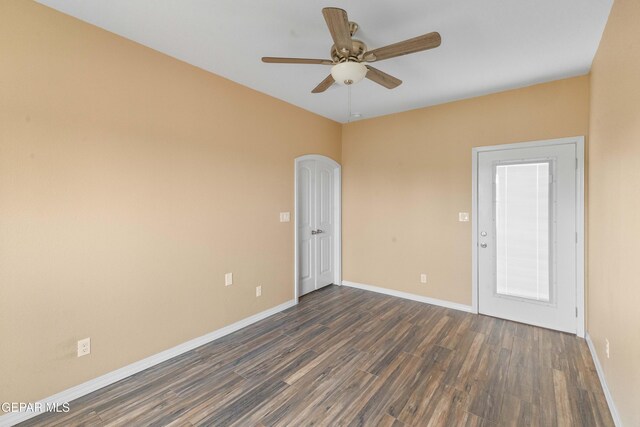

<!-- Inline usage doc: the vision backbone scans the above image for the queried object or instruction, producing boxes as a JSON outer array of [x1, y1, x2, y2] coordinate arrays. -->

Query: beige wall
[[588, 0, 640, 424], [342, 76, 590, 305], [0, 0, 340, 404]]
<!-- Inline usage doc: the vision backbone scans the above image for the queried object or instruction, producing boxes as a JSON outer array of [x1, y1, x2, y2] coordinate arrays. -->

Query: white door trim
[[294, 154, 342, 303], [471, 136, 585, 337]]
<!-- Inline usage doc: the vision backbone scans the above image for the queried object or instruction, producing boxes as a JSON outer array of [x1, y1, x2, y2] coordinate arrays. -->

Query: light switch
[[280, 212, 291, 222], [225, 272, 233, 287], [459, 212, 470, 222]]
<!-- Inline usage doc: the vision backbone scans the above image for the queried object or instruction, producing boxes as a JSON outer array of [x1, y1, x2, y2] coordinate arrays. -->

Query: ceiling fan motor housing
[[331, 38, 367, 63]]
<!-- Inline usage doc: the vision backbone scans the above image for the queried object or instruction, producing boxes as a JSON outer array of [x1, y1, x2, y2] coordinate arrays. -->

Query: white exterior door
[[477, 143, 577, 333], [297, 157, 337, 296]]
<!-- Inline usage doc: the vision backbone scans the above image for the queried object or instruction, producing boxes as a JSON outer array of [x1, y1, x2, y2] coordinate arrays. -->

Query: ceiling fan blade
[[262, 57, 333, 65], [364, 32, 441, 62], [322, 7, 353, 54], [365, 66, 402, 89], [311, 74, 335, 93]]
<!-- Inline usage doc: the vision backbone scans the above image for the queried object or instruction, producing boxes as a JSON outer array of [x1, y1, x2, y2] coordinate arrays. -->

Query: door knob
[[311, 230, 318, 235], [316, 229, 324, 234], [480, 243, 487, 248]]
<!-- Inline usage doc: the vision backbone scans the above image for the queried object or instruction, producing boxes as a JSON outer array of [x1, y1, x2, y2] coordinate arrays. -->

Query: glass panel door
[[477, 142, 577, 334]]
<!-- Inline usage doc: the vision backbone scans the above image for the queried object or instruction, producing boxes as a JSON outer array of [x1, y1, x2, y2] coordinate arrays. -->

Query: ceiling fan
[[262, 7, 441, 93]]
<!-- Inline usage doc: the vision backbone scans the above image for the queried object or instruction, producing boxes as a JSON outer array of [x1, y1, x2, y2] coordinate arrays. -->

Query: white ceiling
[[36, 0, 612, 123]]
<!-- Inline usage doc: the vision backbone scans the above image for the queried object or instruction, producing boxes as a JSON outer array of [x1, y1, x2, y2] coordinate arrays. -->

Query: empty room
[[1, 0, 638, 426]]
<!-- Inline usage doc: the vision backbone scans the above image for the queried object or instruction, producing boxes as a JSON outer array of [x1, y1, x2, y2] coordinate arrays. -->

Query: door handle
[[480, 243, 487, 248], [311, 229, 324, 235]]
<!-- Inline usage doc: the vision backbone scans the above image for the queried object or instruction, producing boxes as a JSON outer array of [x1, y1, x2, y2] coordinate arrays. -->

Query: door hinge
[[576, 232, 578, 244], [576, 158, 579, 170], [576, 307, 578, 317]]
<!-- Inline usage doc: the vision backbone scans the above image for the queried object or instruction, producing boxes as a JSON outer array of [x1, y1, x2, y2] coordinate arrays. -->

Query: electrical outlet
[[459, 212, 470, 222], [256, 285, 262, 297], [605, 339, 610, 359], [279, 212, 291, 222], [225, 272, 233, 287], [77, 338, 90, 357], [420, 274, 427, 284]]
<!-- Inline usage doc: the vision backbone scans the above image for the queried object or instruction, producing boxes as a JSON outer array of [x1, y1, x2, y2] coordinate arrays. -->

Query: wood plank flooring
[[21, 285, 614, 426]]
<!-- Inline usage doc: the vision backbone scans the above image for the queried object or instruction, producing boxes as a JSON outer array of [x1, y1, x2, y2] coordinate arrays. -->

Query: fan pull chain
[[347, 85, 352, 123]]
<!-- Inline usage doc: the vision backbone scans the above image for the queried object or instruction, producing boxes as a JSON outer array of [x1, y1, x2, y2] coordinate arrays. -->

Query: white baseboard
[[0, 299, 296, 427], [585, 333, 622, 426], [341, 280, 474, 313]]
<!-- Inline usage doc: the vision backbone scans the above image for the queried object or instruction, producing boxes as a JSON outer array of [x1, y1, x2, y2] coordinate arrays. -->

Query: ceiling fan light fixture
[[331, 61, 367, 86], [263, 8, 439, 93]]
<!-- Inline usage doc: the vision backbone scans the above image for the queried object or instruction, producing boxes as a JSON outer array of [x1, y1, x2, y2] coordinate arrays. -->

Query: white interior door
[[297, 160, 316, 296], [297, 157, 337, 296], [315, 161, 335, 288], [477, 143, 577, 333]]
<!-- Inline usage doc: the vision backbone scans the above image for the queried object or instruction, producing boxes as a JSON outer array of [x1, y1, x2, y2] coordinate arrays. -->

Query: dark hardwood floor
[[21, 285, 613, 426]]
